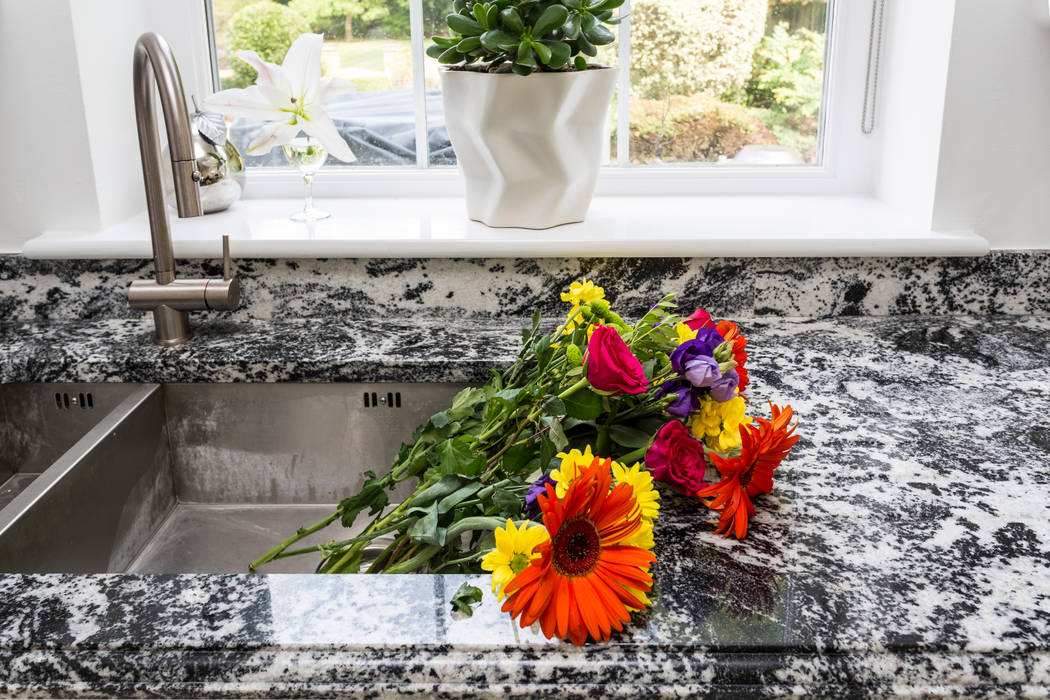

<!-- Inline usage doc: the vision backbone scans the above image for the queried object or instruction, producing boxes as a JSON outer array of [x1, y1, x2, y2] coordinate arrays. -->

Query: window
[[204, 0, 870, 195]]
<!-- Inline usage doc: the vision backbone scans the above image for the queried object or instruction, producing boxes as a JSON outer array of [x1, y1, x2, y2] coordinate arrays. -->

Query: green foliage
[[226, 1, 310, 87], [629, 0, 767, 100], [622, 94, 776, 163], [427, 0, 625, 75], [745, 22, 824, 118], [450, 582, 483, 616]]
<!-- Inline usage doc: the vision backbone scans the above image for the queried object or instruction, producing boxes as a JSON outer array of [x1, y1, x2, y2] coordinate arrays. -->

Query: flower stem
[[249, 511, 338, 571]]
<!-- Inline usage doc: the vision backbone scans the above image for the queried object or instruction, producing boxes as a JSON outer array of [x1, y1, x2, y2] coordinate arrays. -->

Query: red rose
[[683, 307, 715, 331], [585, 325, 648, 395], [646, 421, 708, 495]]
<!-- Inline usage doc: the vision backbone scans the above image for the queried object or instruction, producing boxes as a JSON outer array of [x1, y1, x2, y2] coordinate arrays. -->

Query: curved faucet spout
[[133, 31, 202, 283]]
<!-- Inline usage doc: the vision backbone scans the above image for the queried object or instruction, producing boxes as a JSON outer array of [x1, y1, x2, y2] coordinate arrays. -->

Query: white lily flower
[[203, 33, 356, 162]]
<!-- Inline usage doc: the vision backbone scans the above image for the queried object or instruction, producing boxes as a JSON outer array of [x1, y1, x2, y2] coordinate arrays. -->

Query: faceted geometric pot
[[440, 67, 616, 229]]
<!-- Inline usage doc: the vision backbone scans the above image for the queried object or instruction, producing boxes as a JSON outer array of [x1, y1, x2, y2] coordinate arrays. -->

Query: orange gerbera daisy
[[696, 403, 799, 539], [716, 320, 749, 393], [501, 457, 657, 646]]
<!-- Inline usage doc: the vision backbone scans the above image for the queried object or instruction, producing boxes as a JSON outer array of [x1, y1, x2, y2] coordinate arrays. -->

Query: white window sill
[[23, 195, 989, 259]]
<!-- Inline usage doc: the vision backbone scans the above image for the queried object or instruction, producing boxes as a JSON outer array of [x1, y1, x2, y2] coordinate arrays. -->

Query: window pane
[[211, 0, 417, 167], [627, 0, 828, 166], [423, 0, 456, 166]]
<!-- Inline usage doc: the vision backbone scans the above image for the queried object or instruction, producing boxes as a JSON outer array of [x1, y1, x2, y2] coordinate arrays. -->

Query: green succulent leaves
[[430, 0, 623, 75]]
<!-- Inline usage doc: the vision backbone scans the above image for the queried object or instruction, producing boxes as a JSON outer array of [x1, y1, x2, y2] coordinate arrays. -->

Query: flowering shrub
[[254, 280, 799, 645]]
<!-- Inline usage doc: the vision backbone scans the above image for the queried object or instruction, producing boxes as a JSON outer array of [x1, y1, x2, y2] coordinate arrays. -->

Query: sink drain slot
[[363, 391, 402, 408], [54, 391, 94, 410]]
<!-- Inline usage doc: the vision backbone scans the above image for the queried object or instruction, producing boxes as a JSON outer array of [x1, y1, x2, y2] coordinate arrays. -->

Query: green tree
[[226, 1, 310, 87]]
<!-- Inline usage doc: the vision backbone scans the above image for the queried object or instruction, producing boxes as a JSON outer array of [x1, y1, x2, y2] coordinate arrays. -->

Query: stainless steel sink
[[0, 383, 466, 574]]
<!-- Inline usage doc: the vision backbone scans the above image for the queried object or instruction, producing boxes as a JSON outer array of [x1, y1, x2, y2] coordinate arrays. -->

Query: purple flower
[[683, 355, 720, 388], [710, 369, 739, 402], [656, 379, 701, 418], [525, 472, 555, 516], [670, 329, 724, 376]]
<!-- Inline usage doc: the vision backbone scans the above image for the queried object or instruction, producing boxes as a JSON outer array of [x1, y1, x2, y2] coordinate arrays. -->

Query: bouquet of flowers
[[252, 280, 798, 645]]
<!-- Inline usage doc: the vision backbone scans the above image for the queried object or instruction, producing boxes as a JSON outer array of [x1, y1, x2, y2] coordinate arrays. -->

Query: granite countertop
[[1, 314, 1049, 696]]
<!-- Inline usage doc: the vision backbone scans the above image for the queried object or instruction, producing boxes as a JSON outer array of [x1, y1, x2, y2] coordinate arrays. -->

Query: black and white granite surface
[[3, 251, 1049, 323], [0, 313, 1049, 695]]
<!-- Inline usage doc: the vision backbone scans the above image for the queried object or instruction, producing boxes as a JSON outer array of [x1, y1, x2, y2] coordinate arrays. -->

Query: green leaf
[[450, 582, 484, 616], [608, 424, 652, 449], [492, 487, 523, 515], [584, 23, 615, 45], [501, 7, 524, 33], [563, 0, 583, 8], [532, 40, 552, 65], [574, 55, 588, 70], [438, 47, 464, 64], [492, 387, 524, 408], [337, 470, 389, 527], [588, 0, 624, 9], [430, 410, 452, 429], [447, 13, 485, 35], [438, 480, 484, 514], [486, 4, 500, 28], [481, 29, 520, 51], [434, 437, 484, 476], [432, 36, 460, 47], [542, 396, 566, 416], [413, 474, 467, 509], [457, 36, 482, 52], [449, 387, 487, 420], [533, 4, 569, 36], [425, 44, 446, 59], [539, 435, 557, 471], [472, 3, 488, 26], [539, 40, 571, 69], [408, 501, 442, 545], [563, 389, 602, 420], [502, 442, 536, 473], [542, 416, 569, 451], [563, 13, 581, 39]]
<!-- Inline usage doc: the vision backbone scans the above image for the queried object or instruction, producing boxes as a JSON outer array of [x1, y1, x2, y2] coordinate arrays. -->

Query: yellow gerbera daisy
[[551, 445, 597, 497], [689, 395, 752, 453], [480, 519, 550, 601], [611, 461, 661, 522]]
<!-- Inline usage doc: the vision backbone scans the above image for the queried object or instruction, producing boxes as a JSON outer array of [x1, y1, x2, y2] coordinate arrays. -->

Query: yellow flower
[[480, 519, 550, 601], [561, 279, 605, 308], [689, 395, 752, 453], [611, 461, 661, 523], [674, 322, 698, 345], [619, 520, 655, 611], [551, 445, 596, 497]]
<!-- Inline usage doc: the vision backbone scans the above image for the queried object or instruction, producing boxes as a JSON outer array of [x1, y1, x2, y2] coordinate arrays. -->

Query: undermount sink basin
[[0, 383, 466, 574]]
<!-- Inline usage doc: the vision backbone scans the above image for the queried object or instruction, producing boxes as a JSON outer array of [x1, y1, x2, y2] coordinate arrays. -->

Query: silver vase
[[163, 96, 245, 214]]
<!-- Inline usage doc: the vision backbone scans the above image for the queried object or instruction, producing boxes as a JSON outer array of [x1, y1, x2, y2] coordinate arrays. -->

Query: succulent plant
[[427, 0, 624, 75]]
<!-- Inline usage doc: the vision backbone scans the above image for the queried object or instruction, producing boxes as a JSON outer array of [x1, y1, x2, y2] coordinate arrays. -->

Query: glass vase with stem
[[283, 135, 329, 222]]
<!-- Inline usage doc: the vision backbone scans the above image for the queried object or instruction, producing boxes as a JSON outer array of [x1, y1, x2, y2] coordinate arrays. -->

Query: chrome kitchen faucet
[[128, 32, 239, 345]]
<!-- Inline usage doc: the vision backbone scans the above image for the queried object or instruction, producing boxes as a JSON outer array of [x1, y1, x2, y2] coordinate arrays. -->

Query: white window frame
[[191, 0, 878, 199]]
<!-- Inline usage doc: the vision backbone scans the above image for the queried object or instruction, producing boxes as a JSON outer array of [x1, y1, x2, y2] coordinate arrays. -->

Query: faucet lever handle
[[221, 234, 232, 281]]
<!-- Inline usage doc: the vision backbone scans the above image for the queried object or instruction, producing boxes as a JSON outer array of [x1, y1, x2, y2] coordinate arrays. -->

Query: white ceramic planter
[[440, 67, 616, 229]]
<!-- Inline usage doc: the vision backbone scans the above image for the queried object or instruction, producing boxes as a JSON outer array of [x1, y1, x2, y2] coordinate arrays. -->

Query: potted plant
[[429, 0, 623, 229]]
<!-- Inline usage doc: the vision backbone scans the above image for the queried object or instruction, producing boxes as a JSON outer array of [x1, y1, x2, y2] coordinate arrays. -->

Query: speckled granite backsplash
[[1, 251, 1047, 322]]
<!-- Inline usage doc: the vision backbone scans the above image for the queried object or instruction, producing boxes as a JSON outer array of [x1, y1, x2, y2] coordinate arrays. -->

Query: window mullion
[[616, 0, 630, 168], [409, 0, 429, 168]]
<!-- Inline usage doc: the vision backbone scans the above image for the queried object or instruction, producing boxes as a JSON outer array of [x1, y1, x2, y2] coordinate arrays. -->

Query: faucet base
[[151, 306, 191, 346]]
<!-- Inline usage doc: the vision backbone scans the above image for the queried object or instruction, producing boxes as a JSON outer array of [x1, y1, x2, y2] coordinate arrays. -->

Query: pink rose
[[683, 307, 715, 331], [585, 325, 648, 395], [646, 421, 708, 495]]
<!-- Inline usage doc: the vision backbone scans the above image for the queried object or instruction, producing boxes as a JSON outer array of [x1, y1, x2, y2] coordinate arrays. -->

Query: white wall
[[933, 0, 1050, 247], [0, 1, 101, 252], [0, 0, 211, 254]]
